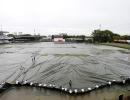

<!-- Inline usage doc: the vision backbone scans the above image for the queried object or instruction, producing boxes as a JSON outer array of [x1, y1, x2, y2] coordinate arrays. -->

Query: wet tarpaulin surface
[[0, 42, 130, 89]]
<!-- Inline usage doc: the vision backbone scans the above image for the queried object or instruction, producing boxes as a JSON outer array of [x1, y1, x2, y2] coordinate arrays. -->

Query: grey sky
[[1, 0, 130, 35]]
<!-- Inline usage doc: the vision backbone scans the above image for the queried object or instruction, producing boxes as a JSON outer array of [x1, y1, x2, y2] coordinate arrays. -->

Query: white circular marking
[[88, 88, 92, 91], [43, 84, 47, 86], [112, 80, 116, 82], [30, 82, 33, 85], [108, 81, 111, 85], [64, 88, 67, 91], [81, 89, 85, 92], [69, 89, 72, 93], [95, 85, 99, 88], [16, 81, 19, 84], [74, 89, 78, 93], [39, 84, 42, 86], [123, 80, 126, 84]]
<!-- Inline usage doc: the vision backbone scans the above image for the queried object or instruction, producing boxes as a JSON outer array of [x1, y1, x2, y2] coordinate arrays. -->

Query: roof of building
[[0, 31, 9, 36]]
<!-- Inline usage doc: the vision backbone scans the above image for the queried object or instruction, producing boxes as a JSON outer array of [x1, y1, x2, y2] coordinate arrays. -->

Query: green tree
[[92, 29, 114, 43], [113, 33, 120, 40]]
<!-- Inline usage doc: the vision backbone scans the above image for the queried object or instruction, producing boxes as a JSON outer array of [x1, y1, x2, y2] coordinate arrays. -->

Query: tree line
[[92, 29, 130, 43]]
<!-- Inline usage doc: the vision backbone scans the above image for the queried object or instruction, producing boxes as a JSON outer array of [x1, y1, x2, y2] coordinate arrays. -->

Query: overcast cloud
[[1, 0, 130, 35]]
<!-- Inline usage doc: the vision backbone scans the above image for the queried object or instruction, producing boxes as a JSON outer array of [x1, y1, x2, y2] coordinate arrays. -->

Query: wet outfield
[[1, 84, 130, 100], [0, 42, 130, 99]]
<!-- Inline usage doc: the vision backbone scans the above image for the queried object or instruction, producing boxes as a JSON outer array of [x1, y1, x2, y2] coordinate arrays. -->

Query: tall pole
[[1, 25, 2, 31], [99, 24, 101, 30], [34, 28, 36, 35]]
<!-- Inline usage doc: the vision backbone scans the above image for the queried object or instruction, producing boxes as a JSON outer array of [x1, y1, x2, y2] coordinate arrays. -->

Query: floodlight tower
[[1, 25, 2, 31], [99, 24, 102, 30], [34, 28, 36, 35]]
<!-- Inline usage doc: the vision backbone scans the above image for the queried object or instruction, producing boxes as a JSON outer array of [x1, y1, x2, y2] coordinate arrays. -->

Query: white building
[[53, 35, 65, 43]]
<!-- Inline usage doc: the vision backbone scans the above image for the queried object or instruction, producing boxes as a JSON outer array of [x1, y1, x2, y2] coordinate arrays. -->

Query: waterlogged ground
[[0, 42, 130, 89], [1, 84, 130, 100]]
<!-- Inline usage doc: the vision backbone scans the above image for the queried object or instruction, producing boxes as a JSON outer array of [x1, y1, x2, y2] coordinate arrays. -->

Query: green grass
[[101, 43, 130, 50]]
